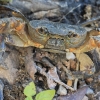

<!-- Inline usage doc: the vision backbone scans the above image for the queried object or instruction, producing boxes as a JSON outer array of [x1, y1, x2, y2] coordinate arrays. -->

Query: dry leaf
[[76, 53, 94, 74]]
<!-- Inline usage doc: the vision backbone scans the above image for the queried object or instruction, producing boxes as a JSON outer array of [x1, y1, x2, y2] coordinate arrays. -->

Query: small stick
[[36, 65, 74, 91]]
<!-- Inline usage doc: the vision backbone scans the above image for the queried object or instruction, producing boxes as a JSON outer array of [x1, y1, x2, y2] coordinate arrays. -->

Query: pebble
[[57, 85, 67, 95], [66, 52, 75, 60]]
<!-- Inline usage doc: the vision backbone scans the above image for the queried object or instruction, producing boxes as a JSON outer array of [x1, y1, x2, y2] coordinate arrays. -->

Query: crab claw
[[69, 30, 100, 53], [69, 37, 97, 53]]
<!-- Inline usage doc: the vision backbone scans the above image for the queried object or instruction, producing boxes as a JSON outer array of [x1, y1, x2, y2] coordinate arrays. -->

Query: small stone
[[66, 52, 75, 60], [86, 88, 94, 94], [57, 85, 67, 95]]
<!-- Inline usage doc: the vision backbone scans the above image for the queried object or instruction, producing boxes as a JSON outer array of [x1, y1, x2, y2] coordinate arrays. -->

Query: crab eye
[[37, 27, 48, 35], [68, 31, 78, 38]]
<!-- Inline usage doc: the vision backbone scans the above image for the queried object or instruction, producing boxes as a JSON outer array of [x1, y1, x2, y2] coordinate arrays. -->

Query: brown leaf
[[76, 53, 94, 74]]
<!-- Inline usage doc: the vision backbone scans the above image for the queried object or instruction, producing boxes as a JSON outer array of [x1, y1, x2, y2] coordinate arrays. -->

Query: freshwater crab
[[0, 5, 100, 54]]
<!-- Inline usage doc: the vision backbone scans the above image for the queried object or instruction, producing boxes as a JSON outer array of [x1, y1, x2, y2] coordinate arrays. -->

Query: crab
[[0, 5, 100, 91], [0, 5, 100, 54]]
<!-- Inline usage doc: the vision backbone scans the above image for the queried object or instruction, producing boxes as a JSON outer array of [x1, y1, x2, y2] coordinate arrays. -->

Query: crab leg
[[69, 30, 100, 53], [0, 17, 44, 48]]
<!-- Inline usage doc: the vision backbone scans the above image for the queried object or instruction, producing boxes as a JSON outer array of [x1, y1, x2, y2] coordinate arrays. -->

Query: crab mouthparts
[[45, 38, 65, 51]]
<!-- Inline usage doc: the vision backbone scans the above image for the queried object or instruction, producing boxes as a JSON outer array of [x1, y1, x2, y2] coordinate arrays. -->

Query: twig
[[74, 78, 78, 91], [36, 65, 74, 91]]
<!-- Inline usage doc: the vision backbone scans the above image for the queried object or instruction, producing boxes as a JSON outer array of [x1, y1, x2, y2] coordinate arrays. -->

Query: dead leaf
[[76, 53, 94, 74]]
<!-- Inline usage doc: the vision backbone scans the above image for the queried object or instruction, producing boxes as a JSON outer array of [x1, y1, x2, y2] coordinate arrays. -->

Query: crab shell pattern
[[0, 5, 100, 53]]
